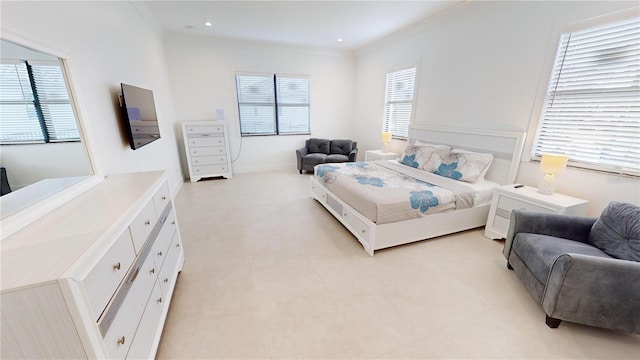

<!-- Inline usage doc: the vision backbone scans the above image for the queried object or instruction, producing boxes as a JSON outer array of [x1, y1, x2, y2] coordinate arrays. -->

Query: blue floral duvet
[[315, 161, 478, 224]]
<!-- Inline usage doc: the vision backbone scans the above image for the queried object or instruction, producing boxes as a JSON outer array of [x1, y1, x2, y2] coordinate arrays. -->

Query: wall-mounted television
[[120, 83, 160, 150]]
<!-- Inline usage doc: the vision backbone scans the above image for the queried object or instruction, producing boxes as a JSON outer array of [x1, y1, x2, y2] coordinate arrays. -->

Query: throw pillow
[[426, 149, 493, 183], [587, 202, 640, 261], [400, 144, 450, 169]]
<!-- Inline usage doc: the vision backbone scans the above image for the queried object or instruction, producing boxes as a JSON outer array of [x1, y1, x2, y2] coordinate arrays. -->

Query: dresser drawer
[[194, 164, 229, 175], [152, 182, 171, 216], [189, 137, 225, 148], [125, 281, 164, 360], [191, 155, 228, 167], [158, 232, 181, 296], [102, 252, 157, 359], [84, 230, 137, 320], [190, 146, 226, 157], [185, 125, 223, 134], [129, 200, 158, 254], [151, 210, 177, 270]]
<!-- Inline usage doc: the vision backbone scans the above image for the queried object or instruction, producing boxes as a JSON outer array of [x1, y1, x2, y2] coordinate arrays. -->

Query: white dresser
[[0, 171, 184, 359], [182, 121, 232, 182], [484, 184, 589, 240]]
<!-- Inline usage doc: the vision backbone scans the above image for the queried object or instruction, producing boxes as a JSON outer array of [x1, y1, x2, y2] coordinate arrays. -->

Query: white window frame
[[383, 66, 417, 139], [531, 15, 640, 176], [235, 72, 311, 136]]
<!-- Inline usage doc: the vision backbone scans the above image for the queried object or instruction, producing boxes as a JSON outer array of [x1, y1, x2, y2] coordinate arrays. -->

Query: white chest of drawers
[[484, 184, 589, 240], [0, 171, 184, 359], [182, 121, 233, 182]]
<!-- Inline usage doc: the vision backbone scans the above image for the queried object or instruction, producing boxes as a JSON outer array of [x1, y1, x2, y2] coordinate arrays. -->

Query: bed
[[309, 125, 526, 256]]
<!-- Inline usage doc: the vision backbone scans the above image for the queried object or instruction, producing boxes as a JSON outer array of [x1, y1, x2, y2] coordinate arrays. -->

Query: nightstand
[[484, 184, 589, 240], [365, 150, 399, 161]]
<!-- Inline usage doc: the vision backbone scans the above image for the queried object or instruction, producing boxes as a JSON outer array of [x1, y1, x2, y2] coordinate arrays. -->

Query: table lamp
[[538, 154, 568, 195], [381, 131, 392, 153]]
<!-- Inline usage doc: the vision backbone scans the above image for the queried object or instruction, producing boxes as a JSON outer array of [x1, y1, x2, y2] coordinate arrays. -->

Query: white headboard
[[408, 125, 526, 185]]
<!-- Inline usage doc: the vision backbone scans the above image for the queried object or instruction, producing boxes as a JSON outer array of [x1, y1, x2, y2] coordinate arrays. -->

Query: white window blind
[[236, 74, 276, 135], [30, 61, 79, 141], [383, 67, 416, 139], [236, 73, 310, 136], [532, 17, 640, 175], [276, 75, 310, 134], [0, 60, 79, 144], [0, 61, 44, 142]]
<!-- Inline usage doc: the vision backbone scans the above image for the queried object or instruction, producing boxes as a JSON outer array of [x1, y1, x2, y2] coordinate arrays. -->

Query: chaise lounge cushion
[[587, 202, 640, 261]]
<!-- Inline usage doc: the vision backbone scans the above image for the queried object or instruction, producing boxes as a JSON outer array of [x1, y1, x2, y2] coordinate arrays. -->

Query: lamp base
[[537, 174, 555, 195], [383, 142, 390, 153]]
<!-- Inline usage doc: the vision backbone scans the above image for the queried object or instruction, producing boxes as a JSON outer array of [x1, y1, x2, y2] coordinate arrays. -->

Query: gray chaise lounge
[[503, 202, 640, 334]]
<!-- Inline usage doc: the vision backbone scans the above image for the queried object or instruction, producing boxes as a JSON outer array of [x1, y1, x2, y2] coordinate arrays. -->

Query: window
[[383, 67, 417, 139], [235, 73, 310, 136], [532, 17, 640, 175], [0, 60, 79, 144]]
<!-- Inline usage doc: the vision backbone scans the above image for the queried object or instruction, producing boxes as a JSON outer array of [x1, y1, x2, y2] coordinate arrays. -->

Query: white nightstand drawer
[[497, 194, 553, 214]]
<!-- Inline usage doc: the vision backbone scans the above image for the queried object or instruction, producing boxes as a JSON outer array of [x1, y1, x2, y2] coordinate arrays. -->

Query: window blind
[[276, 75, 310, 134], [0, 61, 44, 143], [236, 74, 276, 135], [532, 17, 640, 175], [235, 73, 311, 136], [30, 61, 79, 141], [383, 67, 416, 139]]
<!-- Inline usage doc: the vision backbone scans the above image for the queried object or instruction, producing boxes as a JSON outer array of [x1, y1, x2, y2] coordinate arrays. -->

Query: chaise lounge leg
[[507, 262, 513, 270], [545, 315, 562, 329]]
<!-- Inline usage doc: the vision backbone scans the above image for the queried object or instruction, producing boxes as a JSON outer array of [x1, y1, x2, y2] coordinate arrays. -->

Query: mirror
[[0, 39, 94, 222]]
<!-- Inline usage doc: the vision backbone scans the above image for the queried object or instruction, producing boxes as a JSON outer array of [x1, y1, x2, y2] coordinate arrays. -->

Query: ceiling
[[139, 1, 465, 50]]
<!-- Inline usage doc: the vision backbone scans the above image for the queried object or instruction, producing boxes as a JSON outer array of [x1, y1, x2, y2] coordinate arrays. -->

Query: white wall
[[354, 0, 640, 216], [1, 1, 184, 193], [163, 33, 356, 174]]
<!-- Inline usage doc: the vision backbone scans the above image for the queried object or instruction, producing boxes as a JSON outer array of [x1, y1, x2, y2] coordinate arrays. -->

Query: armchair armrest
[[503, 210, 597, 259], [348, 148, 358, 162], [542, 253, 640, 334], [296, 146, 309, 171]]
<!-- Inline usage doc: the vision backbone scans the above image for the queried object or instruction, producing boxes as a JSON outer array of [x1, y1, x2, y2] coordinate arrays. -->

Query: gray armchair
[[503, 202, 640, 334], [296, 138, 358, 174]]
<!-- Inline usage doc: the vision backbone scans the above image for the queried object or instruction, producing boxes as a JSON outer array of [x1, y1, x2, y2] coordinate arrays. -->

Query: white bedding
[[314, 160, 498, 224]]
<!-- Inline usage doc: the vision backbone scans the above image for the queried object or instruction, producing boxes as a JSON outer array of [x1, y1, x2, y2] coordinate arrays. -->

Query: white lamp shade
[[540, 154, 568, 175], [381, 132, 392, 143]]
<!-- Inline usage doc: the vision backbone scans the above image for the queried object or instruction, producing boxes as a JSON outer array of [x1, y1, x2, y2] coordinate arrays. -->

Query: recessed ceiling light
[[204, 21, 213, 27], [337, 38, 343, 42]]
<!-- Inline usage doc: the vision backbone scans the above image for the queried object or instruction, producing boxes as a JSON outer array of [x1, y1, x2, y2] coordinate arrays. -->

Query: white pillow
[[425, 148, 494, 183], [399, 144, 450, 169]]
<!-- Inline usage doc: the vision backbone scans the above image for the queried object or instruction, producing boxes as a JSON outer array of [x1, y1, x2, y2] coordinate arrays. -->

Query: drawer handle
[[145, 220, 151, 226], [150, 268, 156, 274], [157, 297, 163, 304], [171, 221, 176, 225], [117, 336, 126, 345], [162, 196, 167, 201], [158, 251, 163, 257], [113, 262, 121, 271], [176, 243, 180, 248], [362, 230, 366, 234], [202, 134, 210, 137], [164, 277, 169, 283]]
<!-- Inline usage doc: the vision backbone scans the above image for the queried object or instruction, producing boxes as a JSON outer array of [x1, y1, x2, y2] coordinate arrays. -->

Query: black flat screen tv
[[120, 83, 160, 150]]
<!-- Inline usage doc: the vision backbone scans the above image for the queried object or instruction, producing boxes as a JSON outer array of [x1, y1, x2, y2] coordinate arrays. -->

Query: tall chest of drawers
[[182, 121, 233, 182], [0, 171, 184, 359]]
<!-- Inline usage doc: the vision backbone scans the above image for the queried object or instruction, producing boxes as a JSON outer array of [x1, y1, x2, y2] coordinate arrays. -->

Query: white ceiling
[[140, 1, 464, 50]]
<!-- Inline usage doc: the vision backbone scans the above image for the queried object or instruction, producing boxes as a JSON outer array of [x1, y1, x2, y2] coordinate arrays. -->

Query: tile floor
[[156, 170, 640, 359]]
